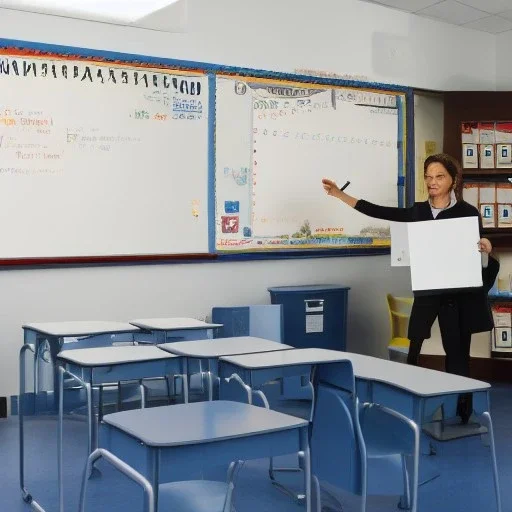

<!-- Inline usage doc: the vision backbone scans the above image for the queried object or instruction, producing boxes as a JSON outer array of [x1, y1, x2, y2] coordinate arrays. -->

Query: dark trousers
[[407, 298, 473, 421]]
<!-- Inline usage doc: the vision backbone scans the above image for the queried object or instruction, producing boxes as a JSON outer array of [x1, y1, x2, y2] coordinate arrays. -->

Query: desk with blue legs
[[20, 321, 141, 510], [56, 345, 185, 512], [219, 348, 501, 512], [129, 317, 222, 343], [158, 336, 292, 400], [100, 401, 311, 512]]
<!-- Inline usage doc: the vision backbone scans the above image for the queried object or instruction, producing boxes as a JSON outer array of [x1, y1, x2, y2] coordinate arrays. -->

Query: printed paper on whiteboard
[[390, 222, 410, 267], [407, 217, 482, 292]]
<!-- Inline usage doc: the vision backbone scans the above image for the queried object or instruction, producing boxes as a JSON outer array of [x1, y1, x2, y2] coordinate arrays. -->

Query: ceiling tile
[[463, 14, 512, 32], [458, 0, 512, 15], [416, 0, 490, 24], [498, 9, 512, 21], [360, 0, 442, 12]]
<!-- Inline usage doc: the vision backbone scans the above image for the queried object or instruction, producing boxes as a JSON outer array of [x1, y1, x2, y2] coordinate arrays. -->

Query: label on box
[[306, 314, 323, 334]]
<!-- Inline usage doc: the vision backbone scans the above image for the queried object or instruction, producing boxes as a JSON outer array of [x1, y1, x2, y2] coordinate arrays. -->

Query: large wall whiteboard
[[215, 76, 406, 253], [0, 49, 210, 259]]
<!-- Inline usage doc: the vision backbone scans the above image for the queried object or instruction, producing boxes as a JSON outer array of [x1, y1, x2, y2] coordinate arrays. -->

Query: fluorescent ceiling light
[[0, 0, 180, 23]]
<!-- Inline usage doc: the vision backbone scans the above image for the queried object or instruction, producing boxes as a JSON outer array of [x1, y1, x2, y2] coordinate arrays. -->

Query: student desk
[[327, 352, 501, 512], [218, 348, 352, 503], [101, 401, 311, 512], [129, 317, 222, 343], [158, 336, 292, 400], [19, 321, 141, 509], [220, 348, 501, 512], [56, 345, 185, 512]]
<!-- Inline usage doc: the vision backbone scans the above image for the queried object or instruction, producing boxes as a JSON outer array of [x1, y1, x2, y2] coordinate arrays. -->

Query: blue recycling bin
[[268, 284, 350, 351]]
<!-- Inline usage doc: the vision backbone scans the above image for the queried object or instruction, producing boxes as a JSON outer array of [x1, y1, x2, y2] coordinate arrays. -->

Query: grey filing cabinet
[[268, 284, 350, 399]]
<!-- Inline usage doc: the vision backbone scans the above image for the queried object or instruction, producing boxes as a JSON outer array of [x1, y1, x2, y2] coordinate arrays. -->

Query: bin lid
[[268, 284, 350, 293]]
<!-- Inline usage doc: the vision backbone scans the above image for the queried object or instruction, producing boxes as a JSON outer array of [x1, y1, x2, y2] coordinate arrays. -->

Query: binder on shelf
[[495, 122, 512, 144], [461, 121, 479, 144], [462, 143, 478, 168], [480, 203, 496, 228], [462, 182, 479, 209], [497, 144, 512, 168], [480, 144, 495, 168]]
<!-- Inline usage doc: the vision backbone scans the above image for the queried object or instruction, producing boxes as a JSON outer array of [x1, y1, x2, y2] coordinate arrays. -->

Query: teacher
[[322, 153, 499, 424]]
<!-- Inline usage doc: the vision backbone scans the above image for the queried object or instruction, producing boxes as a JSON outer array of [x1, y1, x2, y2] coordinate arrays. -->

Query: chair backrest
[[211, 305, 283, 342], [248, 305, 283, 342], [212, 307, 250, 338], [311, 360, 364, 495], [386, 294, 413, 340]]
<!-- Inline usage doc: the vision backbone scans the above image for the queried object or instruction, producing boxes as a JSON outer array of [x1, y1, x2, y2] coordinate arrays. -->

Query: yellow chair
[[386, 294, 414, 363]]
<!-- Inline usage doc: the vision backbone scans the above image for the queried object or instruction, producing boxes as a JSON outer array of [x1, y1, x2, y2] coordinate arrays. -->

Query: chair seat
[[389, 337, 410, 350], [158, 480, 230, 512]]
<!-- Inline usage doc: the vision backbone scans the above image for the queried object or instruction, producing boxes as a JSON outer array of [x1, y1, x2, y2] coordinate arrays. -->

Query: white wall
[[496, 31, 512, 90], [0, 0, 498, 396], [0, 0, 496, 91]]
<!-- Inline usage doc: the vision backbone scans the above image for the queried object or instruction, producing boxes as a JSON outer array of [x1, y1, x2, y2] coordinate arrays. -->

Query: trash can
[[268, 284, 350, 399], [268, 284, 350, 351]]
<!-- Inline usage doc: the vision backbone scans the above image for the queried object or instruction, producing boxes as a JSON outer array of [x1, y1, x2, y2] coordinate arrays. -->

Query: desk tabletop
[[130, 317, 222, 331], [158, 336, 291, 358], [57, 345, 179, 367], [221, 348, 490, 397], [102, 400, 308, 447], [339, 352, 490, 397], [220, 348, 350, 369], [23, 321, 140, 337]]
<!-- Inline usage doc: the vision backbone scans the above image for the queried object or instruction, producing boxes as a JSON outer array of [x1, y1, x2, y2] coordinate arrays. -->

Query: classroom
[[0, 0, 511, 511]]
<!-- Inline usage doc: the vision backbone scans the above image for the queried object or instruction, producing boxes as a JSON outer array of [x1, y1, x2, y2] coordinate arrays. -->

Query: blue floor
[[1, 383, 511, 512]]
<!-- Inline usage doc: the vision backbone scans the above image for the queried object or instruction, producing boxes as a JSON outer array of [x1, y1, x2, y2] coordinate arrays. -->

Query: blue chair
[[79, 448, 240, 512], [311, 363, 420, 512]]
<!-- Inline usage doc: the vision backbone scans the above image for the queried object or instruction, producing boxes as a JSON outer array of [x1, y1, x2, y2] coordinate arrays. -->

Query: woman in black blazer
[[322, 153, 499, 423]]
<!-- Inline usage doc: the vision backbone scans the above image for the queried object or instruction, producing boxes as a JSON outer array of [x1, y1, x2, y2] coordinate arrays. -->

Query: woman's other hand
[[478, 237, 492, 254]]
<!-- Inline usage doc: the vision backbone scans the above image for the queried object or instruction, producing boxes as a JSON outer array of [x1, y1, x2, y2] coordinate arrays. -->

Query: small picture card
[[462, 143, 478, 168], [497, 144, 512, 168], [495, 327, 512, 349], [498, 204, 512, 227], [480, 144, 495, 169], [480, 203, 496, 227]]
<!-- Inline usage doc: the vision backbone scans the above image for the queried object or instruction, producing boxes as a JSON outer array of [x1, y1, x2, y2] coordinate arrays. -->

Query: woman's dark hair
[[423, 153, 462, 200]]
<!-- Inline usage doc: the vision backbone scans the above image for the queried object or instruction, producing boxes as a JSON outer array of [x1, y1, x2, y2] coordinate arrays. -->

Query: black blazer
[[355, 199, 500, 338]]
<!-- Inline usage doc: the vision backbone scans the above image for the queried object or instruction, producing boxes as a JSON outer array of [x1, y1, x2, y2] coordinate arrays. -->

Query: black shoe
[[456, 394, 472, 425]]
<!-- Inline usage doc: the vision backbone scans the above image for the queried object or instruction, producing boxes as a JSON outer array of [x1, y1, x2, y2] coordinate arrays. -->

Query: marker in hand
[[340, 181, 350, 191]]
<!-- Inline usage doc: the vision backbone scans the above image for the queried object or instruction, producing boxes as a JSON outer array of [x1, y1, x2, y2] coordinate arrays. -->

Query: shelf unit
[[444, 92, 512, 249]]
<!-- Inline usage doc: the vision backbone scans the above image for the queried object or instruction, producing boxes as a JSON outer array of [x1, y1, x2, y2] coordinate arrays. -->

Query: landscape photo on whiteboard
[[215, 76, 405, 252]]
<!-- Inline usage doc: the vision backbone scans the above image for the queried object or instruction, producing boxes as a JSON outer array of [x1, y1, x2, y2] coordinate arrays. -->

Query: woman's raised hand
[[322, 178, 340, 197]]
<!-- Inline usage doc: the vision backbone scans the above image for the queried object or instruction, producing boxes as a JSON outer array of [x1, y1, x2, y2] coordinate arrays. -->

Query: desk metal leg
[[479, 411, 502, 512], [19, 343, 48, 511], [301, 427, 312, 512], [58, 367, 93, 512]]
